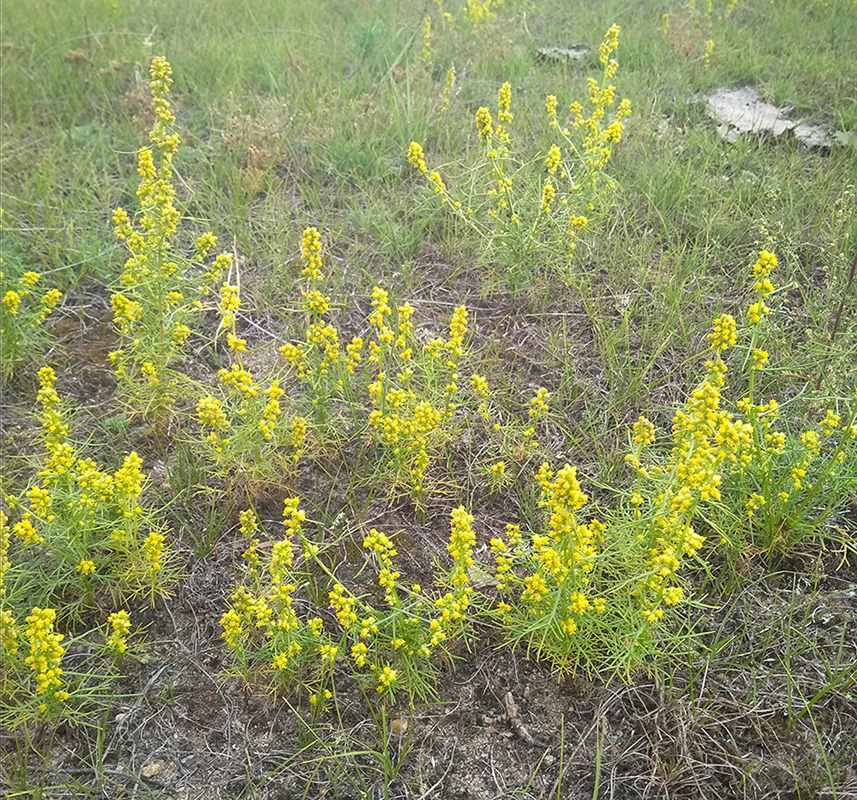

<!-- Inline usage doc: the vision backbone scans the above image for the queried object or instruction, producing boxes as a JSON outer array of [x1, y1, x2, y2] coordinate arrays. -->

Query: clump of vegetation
[[1, 367, 175, 727], [408, 25, 631, 289], [0, 232, 63, 382], [2, 2, 856, 794], [220, 501, 477, 705]]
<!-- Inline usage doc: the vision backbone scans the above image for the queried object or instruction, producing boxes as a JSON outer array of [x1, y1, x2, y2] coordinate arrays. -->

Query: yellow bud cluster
[[197, 395, 227, 430], [632, 416, 656, 446], [475, 107, 493, 139], [142, 531, 165, 573], [24, 607, 67, 702], [708, 313, 737, 351], [300, 226, 324, 283], [1, 608, 18, 656], [106, 610, 131, 654]]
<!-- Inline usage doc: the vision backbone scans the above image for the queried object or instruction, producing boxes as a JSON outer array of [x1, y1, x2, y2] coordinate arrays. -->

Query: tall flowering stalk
[[110, 56, 229, 422], [219, 500, 336, 707], [279, 226, 363, 431], [366, 286, 467, 512], [195, 273, 304, 486]]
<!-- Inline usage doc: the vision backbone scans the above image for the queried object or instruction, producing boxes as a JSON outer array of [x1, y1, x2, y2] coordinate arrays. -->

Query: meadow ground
[[1, 0, 856, 798]]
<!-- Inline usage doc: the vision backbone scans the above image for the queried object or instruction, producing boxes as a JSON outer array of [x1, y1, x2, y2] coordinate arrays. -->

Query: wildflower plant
[[407, 25, 631, 289], [278, 232, 472, 511], [490, 465, 610, 673], [365, 289, 469, 511], [1, 597, 130, 728], [0, 367, 178, 624], [195, 272, 305, 486], [604, 251, 856, 651], [220, 499, 338, 708], [0, 251, 63, 381], [1, 373, 160, 728], [721, 251, 857, 555], [279, 226, 362, 434], [220, 501, 476, 705], [109, 56, 229, 421]]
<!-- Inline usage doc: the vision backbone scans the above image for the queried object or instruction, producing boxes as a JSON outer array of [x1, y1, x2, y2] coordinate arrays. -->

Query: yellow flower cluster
[[329, 582, 358, 631], [376, 664, 398, 693], [106, 609, 131, 654], [493, 462, 608, 644], [77, 559, 96, 575], [543, 26, 631, 259], [475, 107, 493, 139], [422, 16, 431, 62], [433, 507, 476, 634], [260, 381, 284, 440], [0, 266, 63, 378], [496, 82, 513, 144], [636, 326, 755, 620], [197, 395, 228, 449], [300, 226, 324, 283], [632, 416, 656, 446], [36, 367, 69, 468], [708, 313, 737, 351], [24, 607, 69, 707], [364, 528, 401, 605], [142, 531, 165, 574], [522, 386, 551, 451], [1, 607, 18, 656], [219, 283, 247, 354], [365, 293, 467, 505], [748, 250, 777, 325], [14, 512, 43, 546], [490, 523, 523, 592], [280, 227, 362, 394]]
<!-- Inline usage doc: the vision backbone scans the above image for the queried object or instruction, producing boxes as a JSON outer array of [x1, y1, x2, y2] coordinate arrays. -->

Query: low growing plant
[[1, 367, 179, 623], [194, 274, 307, 489], [487, 251, 856, 675], [220, 500, 476, 706], [0, 247, 63, 382]]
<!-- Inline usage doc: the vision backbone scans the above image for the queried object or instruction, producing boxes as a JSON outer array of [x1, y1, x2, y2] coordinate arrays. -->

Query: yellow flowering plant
[[220, 501, 477, 705], [1, 597, 133, 728], [0, 246, 63, 382], [0, 373, 155, 728], [586, 252, 857, 668], [490, 465, 611, 674], [365, 288, 469, 512], [278, 226, 363, 435], [219, 499, 339, 710], [407, 25, 631, 290], [194, 274, 307, 488], [714, 251, 857, 556], [109, 56, 229, 423], [279, 232, 472, 512], [0, 367, 178, 625]]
